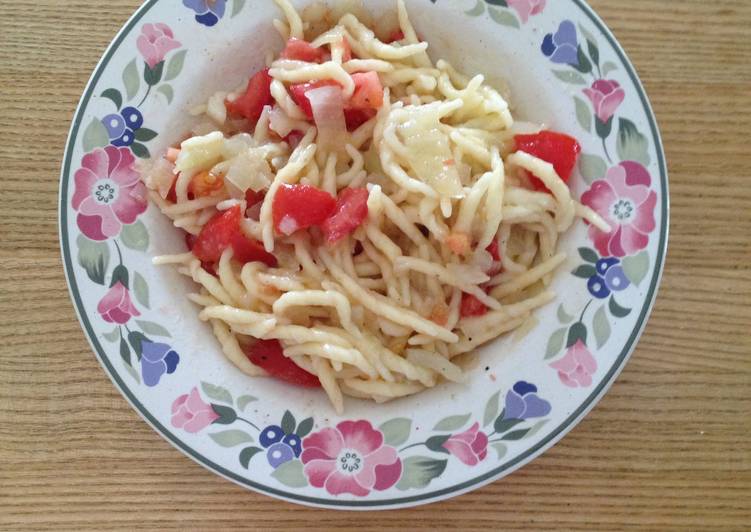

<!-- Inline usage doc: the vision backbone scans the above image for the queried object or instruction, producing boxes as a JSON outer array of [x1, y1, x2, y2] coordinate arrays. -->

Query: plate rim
[[58, 0, 669, 510]]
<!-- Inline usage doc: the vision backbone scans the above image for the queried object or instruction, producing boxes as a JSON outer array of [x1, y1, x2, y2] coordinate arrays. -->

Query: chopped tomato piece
[[184, 233, 217, 276], [165, 147, 180, 163], [289, 80, 340, 119], [230, 231, 277, 267], [191, 205, 242, 263], [430, 302, 449, 326], [225, 69, 273, 124], [321, 188, 369, 244], [272, 184, 337, 236], [344, 108, 376, 130], [341, 36, 353, 62], [513, 131, 581, 193], [243, 339, 321, 387], [280, 38, 327, 63], [283, 130, 304, 149], [446, 232, 471, 256], [386, 29, 404, 43], [166, 179, 178, 203], [486, 239, 501, 262], [244, 188, 265, 207], [460, 292, 488, 318], [188, 170, 224, 198], [350, 72, 384, 109]]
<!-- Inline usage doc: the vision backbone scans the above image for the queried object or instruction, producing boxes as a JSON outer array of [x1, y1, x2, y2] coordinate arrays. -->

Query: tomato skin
[[281, 38, 327, 63], [460, 292, 488, 318], [289, 80, 340, 119], [272, 184, 337, 236], [344, 108, 376, 130], [350, 72, 384, 109], [244, 188, 265, 207], [386, 29, 404, 43], [191, 206, 242, 263], [225, 69, 274, 123], [321, 188, 369, 244], [230, 231, 277, 267], [486, 239, 500, 262], [188, 170, 224, 198], [513, 131, 581, 192], [244, 339, 321, 387]]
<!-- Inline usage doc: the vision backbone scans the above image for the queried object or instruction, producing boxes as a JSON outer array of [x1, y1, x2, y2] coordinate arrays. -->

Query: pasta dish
[[141, 0, 609, 413]]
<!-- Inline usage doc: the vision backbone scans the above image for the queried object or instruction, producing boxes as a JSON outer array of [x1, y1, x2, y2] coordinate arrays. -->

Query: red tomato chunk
[[243, 339, 321, 387], [321, 187, 369, 244], [272, 184, 337, 236], [281, 38, 327, 63], [289, 80, 340, 119], [225, 69, 274, 124], [350, 72, 384, 109], [460, 292, 488, 318], [513, 131, 581, 193]]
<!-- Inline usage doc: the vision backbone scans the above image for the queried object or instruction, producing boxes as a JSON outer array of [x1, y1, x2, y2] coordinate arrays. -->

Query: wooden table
[[2, 1, 750, 529]]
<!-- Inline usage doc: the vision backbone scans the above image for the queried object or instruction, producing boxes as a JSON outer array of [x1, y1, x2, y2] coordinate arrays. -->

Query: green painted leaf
[[574, 96, 592, 133], [127, 331, 149, 360], [433, 413, 471, 432], [557, 304, 575, 324], [425, 434, 451, 454], [209, 429, 254, 447], [578, 247, 599, 264], [491, 442, 507, 459], [483, 391, 500, 427], [135, 320, 171, 338], [595, 115, 614, 139], [82, 117, 110, 152], [120, 336, 131, 366], [281, 410, 296, 435], [567, 322, 588, 347], [396, 457, 448, 490], [271, 460, 308, 487], [553, 70, 587, 85], [525, 419, 549, 438], [545, 327, 566, 359], [164, 50, 187, 82], [211, 404, 237, 425], [156, 84, 174, 104], [134, 128, 158, 142], [144, 61, 165, 87], [379, 418, 412, 447], [76, 234, 109, 285], [132, 271, 149, 309], [616, 118, 651, 166], [579, 153, 607, 184], [236, 395, 258, 412], [572, 264, 596, 278], [622, 251, 650, 286], [201, 382, 233, 405], [602, 60, 618, 77], [101, 88, 123, 110], [295, 417, 314, 438], [103, 327, 120, 343], [593, 305, 611, 349], [120, 220, 149, 251], [609, 296, 632, 318], [123, 361, 141, 383], [231, 0, 247, 17], [574, 46, 593, 74], [130, 142, 151, 159], [464, 0, 486, 16], [501, 428, 531, 441], [485, 0, 508, 5], [122, 59, 140, 101], [494, 417, 523, 434], [578, 23, 597, 47], [110, 264, 129, 288], [239, 446, 263, 468], [586, 39, 600, 69], [488, 7, 519, 28]]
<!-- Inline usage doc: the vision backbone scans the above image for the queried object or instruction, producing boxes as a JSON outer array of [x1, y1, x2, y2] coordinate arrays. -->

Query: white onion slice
[[306, 85, 347, 153]]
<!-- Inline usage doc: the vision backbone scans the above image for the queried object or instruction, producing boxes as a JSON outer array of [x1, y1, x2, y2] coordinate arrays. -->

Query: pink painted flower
[[507, 0, 546, 23], [441, 422, 488, 466], [72, 146, 147, 241], [581, 161, 657, 257], [171, 387, 220, 433], [300, 420, 402, 496], [583, 79, 625, 124], [136, 23, 181, 69], [97, 281, 140, 324], [550, 340, 597, 388]]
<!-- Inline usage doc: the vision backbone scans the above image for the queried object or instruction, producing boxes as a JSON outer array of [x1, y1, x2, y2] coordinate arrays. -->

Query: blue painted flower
[[587, 274, 610, 299], [283, 433, 302, 457], [259, 425, 285, 448], [111, 129, 136, 147], [541, 20, 579, 65], [102, 114, 126, 140], [183, 0, 226, 27], [266, 441, 296, 469], [504, 381, 551, 420], [596, 257, 620, 276], [120, 106, 144, 131], [140, 341, 180, 386], [604, 264, 630, 292]]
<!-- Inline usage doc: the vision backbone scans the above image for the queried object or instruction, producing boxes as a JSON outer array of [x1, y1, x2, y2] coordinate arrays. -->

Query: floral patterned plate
[[59, 0, 668, 509]]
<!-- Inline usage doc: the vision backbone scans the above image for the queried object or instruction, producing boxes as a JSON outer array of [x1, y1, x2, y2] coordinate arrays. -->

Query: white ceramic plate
[[60, 0, 668, 509]]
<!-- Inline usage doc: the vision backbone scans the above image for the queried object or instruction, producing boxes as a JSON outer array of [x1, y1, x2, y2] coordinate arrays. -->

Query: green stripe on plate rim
[[59, 0, 669, 509]]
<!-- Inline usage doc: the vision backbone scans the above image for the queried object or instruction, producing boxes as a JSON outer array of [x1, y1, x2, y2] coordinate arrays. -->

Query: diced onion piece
[[143, 156, 176, 199], [221, 133, 255, 159], [207, 91, 228, 125], [224, 148, 273, 199], [306, 85, 347, 153], [268, 106, 298, 138], [176, 131, 224, 173], [399, 106, 463, 198]]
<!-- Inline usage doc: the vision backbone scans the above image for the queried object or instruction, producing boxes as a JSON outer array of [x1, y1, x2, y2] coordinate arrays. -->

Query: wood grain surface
[[1, 0, 750, 530]]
